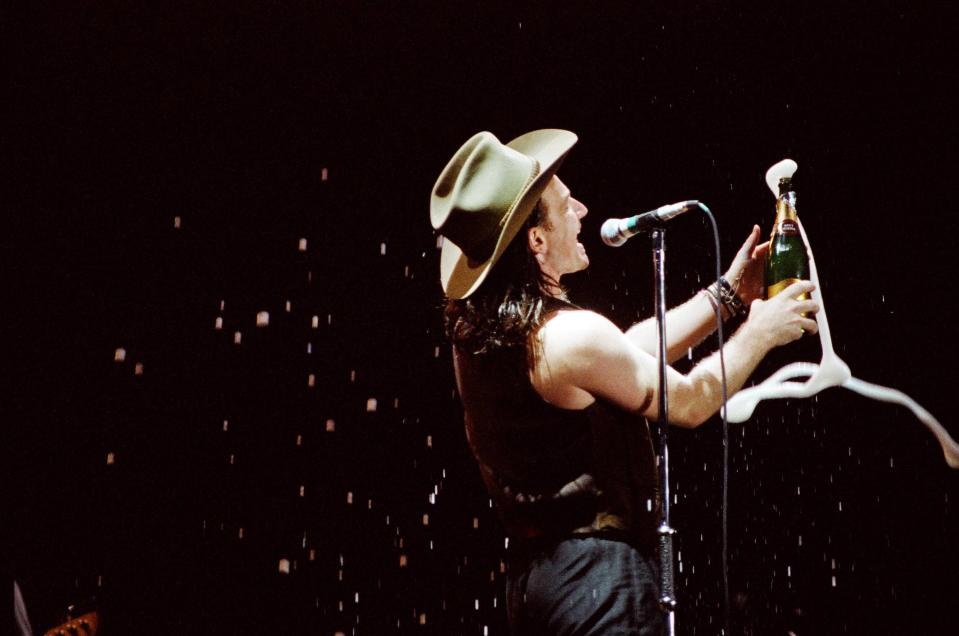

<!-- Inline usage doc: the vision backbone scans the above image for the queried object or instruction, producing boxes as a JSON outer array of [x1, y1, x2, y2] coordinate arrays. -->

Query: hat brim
[[440, 129, 578, 299]]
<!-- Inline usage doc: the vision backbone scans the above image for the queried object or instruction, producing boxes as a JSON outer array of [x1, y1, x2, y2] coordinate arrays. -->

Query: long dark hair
[[444, 203, 564, 364]]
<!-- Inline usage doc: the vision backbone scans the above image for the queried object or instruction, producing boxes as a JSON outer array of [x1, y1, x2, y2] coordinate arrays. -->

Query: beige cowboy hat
[[430, 129, 578, 299]]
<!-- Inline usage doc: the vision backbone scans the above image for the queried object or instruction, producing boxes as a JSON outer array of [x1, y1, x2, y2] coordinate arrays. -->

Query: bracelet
[[705, 277, 747, 319], [702, 284, 722, 316]]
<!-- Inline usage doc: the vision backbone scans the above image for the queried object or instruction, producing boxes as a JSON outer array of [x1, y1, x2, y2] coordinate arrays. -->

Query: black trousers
[[507, 536, 664, 636]]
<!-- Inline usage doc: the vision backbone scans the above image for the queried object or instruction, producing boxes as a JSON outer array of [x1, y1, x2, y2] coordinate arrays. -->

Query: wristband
[[705, 277, 747, 319]]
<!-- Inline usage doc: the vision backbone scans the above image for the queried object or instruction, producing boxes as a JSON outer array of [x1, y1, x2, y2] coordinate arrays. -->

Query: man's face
[[532, 176, 590, 280]]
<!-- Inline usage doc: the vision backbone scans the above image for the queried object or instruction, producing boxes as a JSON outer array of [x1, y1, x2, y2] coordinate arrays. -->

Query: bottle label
[[767, 277, 811, 300], [776, 219, 799, 236]]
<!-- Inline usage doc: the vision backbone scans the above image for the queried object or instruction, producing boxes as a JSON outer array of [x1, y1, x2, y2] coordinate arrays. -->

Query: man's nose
[[572, 198, 588, 219]]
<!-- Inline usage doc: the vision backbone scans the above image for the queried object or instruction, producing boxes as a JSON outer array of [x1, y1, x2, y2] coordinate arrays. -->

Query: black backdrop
[[9, 3, 959, 634]]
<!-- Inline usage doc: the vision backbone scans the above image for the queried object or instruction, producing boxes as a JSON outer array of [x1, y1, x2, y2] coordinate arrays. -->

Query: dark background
[[8, 2, 959, 634]]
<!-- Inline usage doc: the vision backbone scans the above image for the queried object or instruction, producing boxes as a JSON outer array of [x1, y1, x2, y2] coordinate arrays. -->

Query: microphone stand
[[651, 226, 678, 636]]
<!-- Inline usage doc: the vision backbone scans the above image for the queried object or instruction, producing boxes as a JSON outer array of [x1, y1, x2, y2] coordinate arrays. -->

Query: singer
[[430, 129, 818, 635]]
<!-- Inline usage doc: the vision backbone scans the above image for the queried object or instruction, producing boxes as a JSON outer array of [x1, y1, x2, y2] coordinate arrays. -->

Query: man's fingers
[[751, 240, 770, 259], [796, 299, 820, 315], [780, 279, 816, 298], [737, 225, 761, 257], [800, 318, 819, 334]]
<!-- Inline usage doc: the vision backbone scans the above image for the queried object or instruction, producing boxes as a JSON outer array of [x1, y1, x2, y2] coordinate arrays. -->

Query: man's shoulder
[[533, 307, 649, 412], [540, 308, 625, 355], [543, 307, 619, 331]]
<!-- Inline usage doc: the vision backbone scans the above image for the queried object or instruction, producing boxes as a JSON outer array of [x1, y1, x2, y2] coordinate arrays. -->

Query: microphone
[[600, 200, 700, 247]]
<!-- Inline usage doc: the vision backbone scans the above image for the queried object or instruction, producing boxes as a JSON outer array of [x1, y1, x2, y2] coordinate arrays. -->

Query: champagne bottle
[[765, 176, 810, 299]]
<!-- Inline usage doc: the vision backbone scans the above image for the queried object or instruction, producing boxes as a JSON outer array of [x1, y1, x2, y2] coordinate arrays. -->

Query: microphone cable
[[695, 202, 732, 636]]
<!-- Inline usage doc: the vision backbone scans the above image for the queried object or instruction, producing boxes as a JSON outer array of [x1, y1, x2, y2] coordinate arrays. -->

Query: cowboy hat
[[430, 129, 578, 299]]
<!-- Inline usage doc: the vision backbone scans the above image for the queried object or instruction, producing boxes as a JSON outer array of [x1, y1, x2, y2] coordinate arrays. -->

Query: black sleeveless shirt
[[452, 309, 661, 555]]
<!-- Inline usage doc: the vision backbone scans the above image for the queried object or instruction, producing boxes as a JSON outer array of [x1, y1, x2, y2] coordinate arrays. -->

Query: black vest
[[453, 323, 661, 555]]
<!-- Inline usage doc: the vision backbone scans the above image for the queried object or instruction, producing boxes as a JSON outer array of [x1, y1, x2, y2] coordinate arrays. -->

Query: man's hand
[[743, 280, 820, 349], [724, 225, 770, 306]]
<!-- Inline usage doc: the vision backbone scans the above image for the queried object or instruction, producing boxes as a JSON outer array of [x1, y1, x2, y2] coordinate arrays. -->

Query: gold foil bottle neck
[[774, 191, 799, 225]]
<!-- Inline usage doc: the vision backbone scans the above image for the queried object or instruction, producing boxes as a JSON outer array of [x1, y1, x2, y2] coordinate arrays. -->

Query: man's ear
[[528, 225, 547, 255]]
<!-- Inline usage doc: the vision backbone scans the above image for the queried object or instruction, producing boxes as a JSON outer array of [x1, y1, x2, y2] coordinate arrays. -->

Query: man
[[431, 129, 818, 635]]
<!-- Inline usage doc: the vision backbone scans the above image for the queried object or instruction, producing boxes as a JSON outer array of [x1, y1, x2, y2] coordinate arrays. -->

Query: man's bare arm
[[625, 292, 720, 364], [533, 280, 819, 428]]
